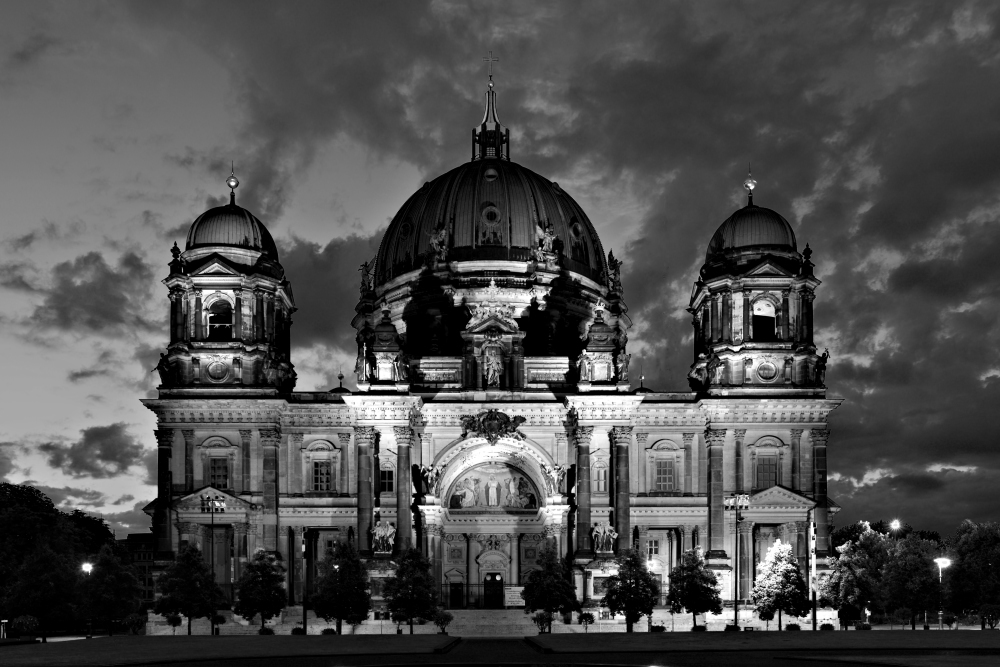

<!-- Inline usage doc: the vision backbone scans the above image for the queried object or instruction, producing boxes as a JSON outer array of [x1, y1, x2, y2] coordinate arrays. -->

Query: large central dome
[[375, 157, 607, 285]]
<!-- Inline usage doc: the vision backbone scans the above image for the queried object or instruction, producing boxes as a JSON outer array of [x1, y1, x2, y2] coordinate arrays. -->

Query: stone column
[[154, 429, 174, 551], [239, 429, 252, 494], [802, 291, 815, 345], [611, 426, 633, 552], [790, 429, 803, 492], [182, 429, 195, 492], [254, 290, 264, 341], [337, 433, 352, 496], [738, 521, 754, 599], [355, 426, 377, 555], [705, 427, 727, 559], [234, 290, 243, 341], [635, 432, 648, 495], [734, 429, 746, 493], [679, 524, 692, 553], [260, 426, 281, 551], [812, 429, 830, 557], [721, 291, 732, 342], [637, 525, 650, 559], [194, 293, 203, 340], [574, 426, 595, 557], [781, 290, 790, 340], [233, 523, 248, 582], [393, 426, 413, 553], [743, 293, 752, 342], [510, 533, 520, 585], [682, 432, 694, 495], [711, 294, 721, 342]]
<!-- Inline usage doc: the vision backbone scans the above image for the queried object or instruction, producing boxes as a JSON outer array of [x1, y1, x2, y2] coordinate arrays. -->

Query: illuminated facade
[[143, 76, 840, 608]]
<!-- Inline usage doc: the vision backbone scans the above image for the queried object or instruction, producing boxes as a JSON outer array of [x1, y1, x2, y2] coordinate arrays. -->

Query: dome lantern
[[473, 51, 509, 161]]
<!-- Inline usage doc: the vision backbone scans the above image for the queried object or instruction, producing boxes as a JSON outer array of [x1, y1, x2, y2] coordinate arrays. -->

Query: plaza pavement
[[2, 631, 1000, 666]]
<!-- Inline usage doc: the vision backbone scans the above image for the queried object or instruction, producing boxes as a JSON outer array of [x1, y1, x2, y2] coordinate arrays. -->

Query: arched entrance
[[484, 572, 504, 609]]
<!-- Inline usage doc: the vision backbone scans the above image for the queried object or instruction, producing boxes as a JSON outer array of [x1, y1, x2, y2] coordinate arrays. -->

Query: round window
[[484, 167, 498, 182], [756, 361, 778, 382], [207, 361, 229, 382]]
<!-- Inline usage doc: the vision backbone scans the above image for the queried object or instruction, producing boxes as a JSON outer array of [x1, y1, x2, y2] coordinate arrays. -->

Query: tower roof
[[185, 173, 279, 260]]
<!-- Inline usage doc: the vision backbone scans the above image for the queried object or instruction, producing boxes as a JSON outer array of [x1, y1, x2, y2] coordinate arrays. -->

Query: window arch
[[303, 440, 338, 495], [592, 460, 609, 493], [197, 436, 237, 491], [751, 296, 778, 342], [207, 300, 233, 341], [646, 440, 681, 495], [749, 436, 786, 491], [379, 459, 395, 495]]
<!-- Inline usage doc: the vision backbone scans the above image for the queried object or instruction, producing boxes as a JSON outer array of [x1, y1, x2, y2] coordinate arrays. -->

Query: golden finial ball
[[743, 177, 757, 192], [227, 174, 239, 190]]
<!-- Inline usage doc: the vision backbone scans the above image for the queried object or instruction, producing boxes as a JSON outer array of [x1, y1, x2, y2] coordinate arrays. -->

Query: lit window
[[756, 455, 778, 490], [379, 466, 394, 494], [313, 460, 333, 492], [654, 459, 675, 492], [647, 539, 659, 558], [209, 457, 229, 489]]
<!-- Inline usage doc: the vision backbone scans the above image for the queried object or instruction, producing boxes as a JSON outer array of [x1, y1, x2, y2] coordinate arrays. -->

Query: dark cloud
[[4, 32, 58, 71], [0, 444, 16, 480], [124, 1, 1000, 534], [0, 262, 39, 292], [26, 250, 159, 336], [4, 220, 86, 252], [104, 499, 152, 536], [23, 483, 107, 508], [39, 423, 145, 479], [68, 368, 111, 383], [112, 494, 135, 505]]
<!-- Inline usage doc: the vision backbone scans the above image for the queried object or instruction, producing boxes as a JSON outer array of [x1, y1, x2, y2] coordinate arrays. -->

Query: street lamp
[[890, 519, 901, 533], [934, 557, 951, 630], [725, 493, 750, 630], [200, 494, 226, 635], [81, 563, 93, 639]]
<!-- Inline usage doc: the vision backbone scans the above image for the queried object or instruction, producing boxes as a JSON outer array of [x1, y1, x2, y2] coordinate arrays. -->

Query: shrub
[[651, 625, 666, 633], [854, 622, 872, 630], [291, 627, 306, 635], [258, 627, 274, 635], [212, 614, 227, 626], [321, 628, 337, 635], [943, 613, 957, 627], [532, 611, 553, 633], [12, 616, 38, 637], [165, 614, 182, 635], [578, 612, 595, 627], [820, 623, 835, 631], [433, 609, 453, 633], [785, 623, 801, 631], [123, 613, 147, 635], [724, 624, 741, 631], [691, 625, 707, 632]]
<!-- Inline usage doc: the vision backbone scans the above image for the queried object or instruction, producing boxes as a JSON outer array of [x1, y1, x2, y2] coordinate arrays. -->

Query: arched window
[[646, 440, 682, 495], [207, 300, 233, 341], [751, 298, 777, 342], [379, 460, 395, 494], [592, 461, 608, 493]]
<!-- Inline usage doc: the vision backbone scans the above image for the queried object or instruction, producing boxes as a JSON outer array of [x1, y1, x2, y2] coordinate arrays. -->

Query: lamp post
[[934, 557, 951, 630], [201, 494, 226, 635], [725, 493, 750, 630], [889, 519, 902, 539], [81, 562, 93, 639]]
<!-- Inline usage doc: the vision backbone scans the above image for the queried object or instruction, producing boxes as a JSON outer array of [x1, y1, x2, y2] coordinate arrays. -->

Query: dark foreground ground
[[4, 631, 1000, 667]]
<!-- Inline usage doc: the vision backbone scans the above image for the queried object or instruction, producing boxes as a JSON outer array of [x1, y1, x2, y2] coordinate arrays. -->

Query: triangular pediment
[[745, 260, 793, 277], [750, 485, 817, 508], [465, 313, 519, 334], [190, 260, 240, 276], [174, 486, 252, 512]]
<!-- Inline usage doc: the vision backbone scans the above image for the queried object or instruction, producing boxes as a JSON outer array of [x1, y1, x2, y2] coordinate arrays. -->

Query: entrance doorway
[[484, 573, 504, 609], [450, 582, 465, 609]]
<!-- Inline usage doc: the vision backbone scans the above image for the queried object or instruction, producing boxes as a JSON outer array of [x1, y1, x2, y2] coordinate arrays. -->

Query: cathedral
[[144, 72, 841, 612]]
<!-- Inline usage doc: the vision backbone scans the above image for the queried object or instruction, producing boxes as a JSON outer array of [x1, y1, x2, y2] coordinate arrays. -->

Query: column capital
[[393, 425, 414, 446], [337, 432, 352, 447], [354, 425, 378, 446], [610, 425, 634, 445], [238, 429, 253, 444], [733, 428, 747, 440], [289, 432, 304, 448], [679, 524, 692, 537], [154, 429, 174, 449], [738, 521, 755, 535], [810, 428, 830, 447], [574, 425, 594, 446], [260, 427, 281, 447], [634, 432, 649, 446], [682, 432, 695, 446], [790, 428, 804, 441], [705, 427, 727, 446], [637, 525, 650, 536], [181, 429, 195, 443]]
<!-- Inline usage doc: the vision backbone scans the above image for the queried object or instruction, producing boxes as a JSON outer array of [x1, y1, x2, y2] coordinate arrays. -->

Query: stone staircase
[[446, 609, 539, 637]]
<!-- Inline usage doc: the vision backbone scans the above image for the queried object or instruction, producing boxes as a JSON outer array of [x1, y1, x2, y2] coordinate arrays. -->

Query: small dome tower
[[154, 171, 296, 392], [687, 173, 826, 394]]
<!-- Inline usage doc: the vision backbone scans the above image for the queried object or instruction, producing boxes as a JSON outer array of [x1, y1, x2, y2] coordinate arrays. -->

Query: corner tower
[[687, 175, 825, 395], [155, 172, 296, 393]]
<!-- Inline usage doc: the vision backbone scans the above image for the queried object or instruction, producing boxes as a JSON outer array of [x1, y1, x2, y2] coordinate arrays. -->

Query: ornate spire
[[227, 163, 239, 205], [473, 51, 509, 161], [743, 162, 756, 206]]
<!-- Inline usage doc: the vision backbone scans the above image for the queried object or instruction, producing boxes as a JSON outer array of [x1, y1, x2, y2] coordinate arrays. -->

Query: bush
[[651, 625, 666, 633], [724, 624, 741, 631], [578, 612, 595, 626], [854, 622, 872, 630], [212, 613, 227, 626], [433, 609, 453, 633], [532, 611, 553, 634], [691, 625, 707, 632], [124, 613, 147, 635], [820, 623, 835, 631], [291, 627, 306, 635], [785, 623, 801, 631], [321, 628, 337, 635], [943, 613, 957, 627], [11, 615, 39, 637], [258, 627, 274, 635]]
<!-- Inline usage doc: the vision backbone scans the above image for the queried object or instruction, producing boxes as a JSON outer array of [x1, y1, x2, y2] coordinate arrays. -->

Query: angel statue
[[358, 261, 373, 294], [606, 250, 624, 294], [615, 351, 631, 382], [429, 227, 449, 263]]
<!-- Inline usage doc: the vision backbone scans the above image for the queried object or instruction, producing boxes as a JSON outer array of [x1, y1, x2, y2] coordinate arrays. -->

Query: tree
[[383, 548, 437, 634], [602, 548, 661, 632], [666, 549, 722, 627], [311, 542, 370, 634], [154, 544, 226, 635], [520, 545, 580, 633], [947, 520, 1000, 628], [821, 522, 891, 618], [234, 550, 287, 632], [80, 544, 143, 636], [881, 534, 938, 630], [750, 540, 810, 630], [5, 545, 80, 642]]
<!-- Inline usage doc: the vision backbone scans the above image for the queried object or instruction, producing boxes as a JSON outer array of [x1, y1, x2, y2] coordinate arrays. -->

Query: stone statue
[[541, 464, 566, 494], [429, 227, 449, 263], [358, 261, 373, 294], [482, 338, 504, 387], [537, 222, 556, 253], [607, 250, 623, 294], [815, 348, 830, 385], [687, 354, 708, 391], [615, 351, 630, 382], [152, 353, 174, 385], [354, 341, 369, 380], [578, 351, 592, 382], [373, 520, 395, 553], [394, 351, 409, 382], [707, 352, 724, 385], [592, 522, 618, 552]]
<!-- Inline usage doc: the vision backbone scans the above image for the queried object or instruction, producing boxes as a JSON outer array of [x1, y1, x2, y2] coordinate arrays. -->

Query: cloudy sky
[[1, 1, 998, 537]]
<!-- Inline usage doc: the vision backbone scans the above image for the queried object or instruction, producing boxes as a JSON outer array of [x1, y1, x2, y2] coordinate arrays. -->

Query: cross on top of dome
[[226, 163, 239, 205], [743, 163, 757, 206], [473, 51, 509, 161]]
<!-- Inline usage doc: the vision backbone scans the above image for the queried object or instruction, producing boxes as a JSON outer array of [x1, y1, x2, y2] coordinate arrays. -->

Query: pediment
[[175, 486, 253, 512], [465, 313, 519, 334], [750, 485, 817, 508], [190, 260, 240, 276], [745, 260, 794, 277]]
